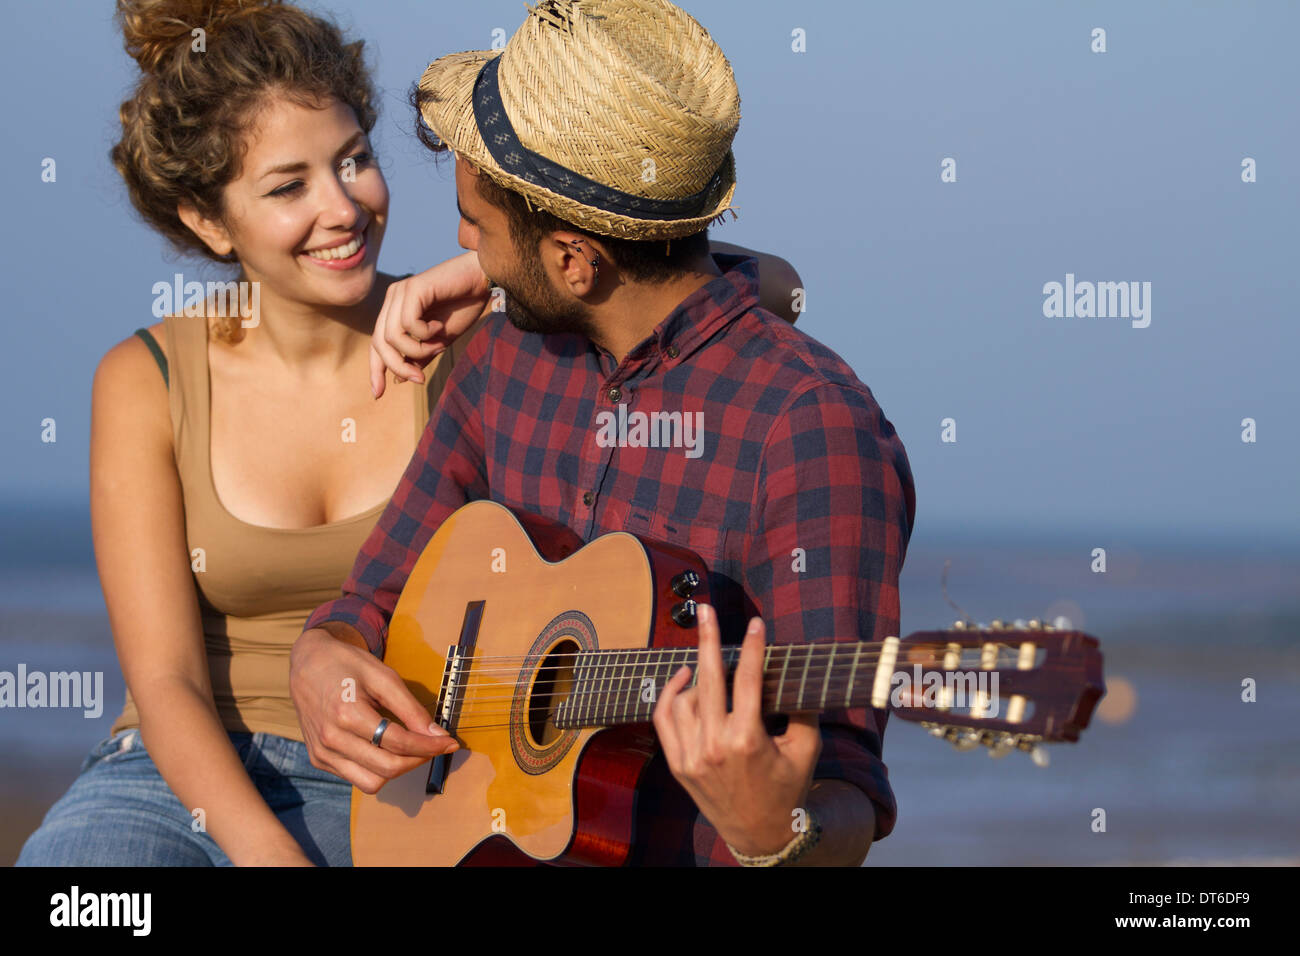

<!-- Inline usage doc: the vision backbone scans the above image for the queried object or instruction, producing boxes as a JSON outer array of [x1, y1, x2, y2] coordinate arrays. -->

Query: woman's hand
[[370, 251, 493, 398]]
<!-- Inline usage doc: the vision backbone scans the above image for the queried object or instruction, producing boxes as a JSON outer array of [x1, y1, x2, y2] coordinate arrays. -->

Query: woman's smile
[[302, 225, 369, 270]]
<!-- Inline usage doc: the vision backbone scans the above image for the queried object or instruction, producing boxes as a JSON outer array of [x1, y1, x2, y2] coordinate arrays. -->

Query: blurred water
[[1, 503, 1297, 865]]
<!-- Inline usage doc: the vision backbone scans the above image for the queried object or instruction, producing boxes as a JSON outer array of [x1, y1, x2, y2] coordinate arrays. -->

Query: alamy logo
[[0, 665, 103, 718], [49, 886, 151, 935], [595, 404, 704, 459], [890, 664, 1001, 717], [1042, 273, 1151, 328], [151, 273, 260, 328]]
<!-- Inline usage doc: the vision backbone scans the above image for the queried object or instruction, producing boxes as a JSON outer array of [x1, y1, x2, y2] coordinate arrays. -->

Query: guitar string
[[449, 659, 1027, 693], [444, 663, 1035, 703], [447, 681, 1024, 712], [441, 676, 1029, 707], [437, 670, 1029, 709], [439, 686, 1041, 727], [430, 682, 1028, 724], [397, 644, 1048, 723], [422, 707, 1019, 732], [428, 639, 1039, 665], [431, 643, 1034, 677], [402, 678, 1027, 729], [438, 644, 1033, 685]]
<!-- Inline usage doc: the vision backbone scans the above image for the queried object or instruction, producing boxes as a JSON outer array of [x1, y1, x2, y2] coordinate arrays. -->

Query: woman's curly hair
[[112, 0, 377, 335]]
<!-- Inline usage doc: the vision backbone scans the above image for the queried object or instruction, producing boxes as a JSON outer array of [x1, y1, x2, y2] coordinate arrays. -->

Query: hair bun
[[117, 0, 276, 74]]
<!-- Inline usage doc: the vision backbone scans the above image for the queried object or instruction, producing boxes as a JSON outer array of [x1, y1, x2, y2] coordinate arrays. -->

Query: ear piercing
[[570, 238, 600, 286]]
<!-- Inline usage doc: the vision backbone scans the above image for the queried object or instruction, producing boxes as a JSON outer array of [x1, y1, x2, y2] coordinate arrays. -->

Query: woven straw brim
[[418, 49, 737, 241]]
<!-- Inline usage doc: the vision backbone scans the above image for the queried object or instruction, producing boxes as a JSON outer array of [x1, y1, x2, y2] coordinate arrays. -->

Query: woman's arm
[[707, 240, 804, 326], [369, 242, 805, 396], [91, 330, 312, 866]]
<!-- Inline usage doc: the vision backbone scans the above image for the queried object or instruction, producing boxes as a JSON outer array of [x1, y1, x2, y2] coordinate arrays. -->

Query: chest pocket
[[622, 509, 734, 567]]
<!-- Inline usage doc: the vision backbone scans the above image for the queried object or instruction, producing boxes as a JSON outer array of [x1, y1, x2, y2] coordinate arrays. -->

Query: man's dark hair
[[472, 170, 710, 283], [413, 86, 709, 283]]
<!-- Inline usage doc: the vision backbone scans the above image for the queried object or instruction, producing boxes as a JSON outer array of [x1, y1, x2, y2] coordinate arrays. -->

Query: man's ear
[[177, 202, 235, 258], [549, 231, 607, 295]]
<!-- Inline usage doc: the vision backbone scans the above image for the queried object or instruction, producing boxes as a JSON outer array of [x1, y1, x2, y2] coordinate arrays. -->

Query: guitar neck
[[553, 641, 904, 729]]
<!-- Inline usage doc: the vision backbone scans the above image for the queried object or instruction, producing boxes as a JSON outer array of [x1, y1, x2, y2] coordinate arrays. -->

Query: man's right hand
[[289, 627, 459, 793]]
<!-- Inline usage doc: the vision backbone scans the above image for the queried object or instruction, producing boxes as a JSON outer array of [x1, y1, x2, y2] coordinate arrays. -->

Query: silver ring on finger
[[370, 717, 391, 748]]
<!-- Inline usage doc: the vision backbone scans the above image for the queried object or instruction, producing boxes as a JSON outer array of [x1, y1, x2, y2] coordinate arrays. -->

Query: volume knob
[[671, 600, 698, 627], [670, 570, 701, 598]]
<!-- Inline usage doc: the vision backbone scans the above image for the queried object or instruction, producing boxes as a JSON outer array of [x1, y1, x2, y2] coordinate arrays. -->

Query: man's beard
[[489, 255, 594, 338]]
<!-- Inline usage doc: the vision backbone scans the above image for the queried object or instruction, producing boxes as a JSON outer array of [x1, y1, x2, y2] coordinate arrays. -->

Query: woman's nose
[[319, 176, 362, 230]]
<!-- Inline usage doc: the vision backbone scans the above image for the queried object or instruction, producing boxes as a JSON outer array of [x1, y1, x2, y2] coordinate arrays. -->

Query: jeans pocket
[[85, 729, 140, 769]]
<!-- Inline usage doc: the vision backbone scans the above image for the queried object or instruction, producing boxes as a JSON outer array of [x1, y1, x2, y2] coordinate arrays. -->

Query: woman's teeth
[[306, 235, 364, 260]]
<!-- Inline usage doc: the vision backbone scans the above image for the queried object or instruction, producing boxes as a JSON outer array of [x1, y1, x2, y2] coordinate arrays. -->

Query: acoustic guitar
[[350, 499, 1104, 865]]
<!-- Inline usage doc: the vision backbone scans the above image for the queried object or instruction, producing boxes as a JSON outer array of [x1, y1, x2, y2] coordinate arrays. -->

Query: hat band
[[472, 54, 727, 223]]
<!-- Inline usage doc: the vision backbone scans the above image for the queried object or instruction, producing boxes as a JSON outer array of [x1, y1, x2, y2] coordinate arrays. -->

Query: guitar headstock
[[891, 619, 1105, 766]]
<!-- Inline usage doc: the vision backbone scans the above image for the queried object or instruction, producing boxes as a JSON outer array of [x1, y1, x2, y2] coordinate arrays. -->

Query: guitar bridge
[[426, 644, 461, 794], [427, 601, 485, 794]]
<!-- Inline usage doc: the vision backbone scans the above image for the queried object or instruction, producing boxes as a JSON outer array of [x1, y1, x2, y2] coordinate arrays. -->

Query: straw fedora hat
[[416, 0, 740, 241]]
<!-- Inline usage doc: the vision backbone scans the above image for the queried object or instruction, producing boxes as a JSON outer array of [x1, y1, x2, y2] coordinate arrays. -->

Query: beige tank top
[[111, 309, 483, 742]]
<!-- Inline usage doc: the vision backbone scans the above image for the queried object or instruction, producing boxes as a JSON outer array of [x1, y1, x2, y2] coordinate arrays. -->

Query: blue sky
[[2, 0, 1296, 543]]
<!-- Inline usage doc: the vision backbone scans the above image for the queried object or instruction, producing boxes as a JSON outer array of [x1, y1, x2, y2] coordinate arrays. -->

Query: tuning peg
[[987, 735, 1015, 759], [951, 731, 980, 752], [1030, 745, 1050, 768]]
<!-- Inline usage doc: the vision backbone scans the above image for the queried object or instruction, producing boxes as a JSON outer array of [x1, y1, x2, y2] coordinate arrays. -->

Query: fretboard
[[552, 643, 891, 729]]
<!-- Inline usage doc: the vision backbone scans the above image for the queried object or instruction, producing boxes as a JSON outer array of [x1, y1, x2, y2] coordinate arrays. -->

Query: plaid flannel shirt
[[305, 253, 916, 865]]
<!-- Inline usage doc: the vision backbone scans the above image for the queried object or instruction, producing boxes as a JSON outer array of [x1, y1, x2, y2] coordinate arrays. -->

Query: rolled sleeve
[[745, 382, 915, 841]]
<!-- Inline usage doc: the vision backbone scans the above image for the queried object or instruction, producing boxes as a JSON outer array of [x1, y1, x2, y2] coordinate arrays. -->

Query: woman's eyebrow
[[257, 132, 366, 180], [333, 131, 365, 159]]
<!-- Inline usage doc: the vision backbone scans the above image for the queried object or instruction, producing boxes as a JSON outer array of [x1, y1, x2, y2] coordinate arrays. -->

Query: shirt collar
[[619, 252, 761, 372]]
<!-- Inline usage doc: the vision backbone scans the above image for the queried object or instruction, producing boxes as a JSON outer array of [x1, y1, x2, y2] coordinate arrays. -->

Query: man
[[291, 0, 915, 865]]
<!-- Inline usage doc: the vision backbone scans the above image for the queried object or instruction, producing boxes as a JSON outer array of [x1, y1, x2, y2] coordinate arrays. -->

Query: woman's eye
[[343, 151, 373, 172], [265, 152, 370, 197]]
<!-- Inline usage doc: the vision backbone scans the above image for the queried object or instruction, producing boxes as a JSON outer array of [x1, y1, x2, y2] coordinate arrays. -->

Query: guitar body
[[350, 500, 709, 866]]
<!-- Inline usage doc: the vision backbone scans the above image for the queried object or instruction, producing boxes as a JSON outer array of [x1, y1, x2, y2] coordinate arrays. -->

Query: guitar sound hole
[[529, 638, 579, 747]]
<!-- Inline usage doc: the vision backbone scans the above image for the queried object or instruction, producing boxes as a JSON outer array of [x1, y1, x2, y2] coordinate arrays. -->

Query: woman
[[17, 0, 802, 867]]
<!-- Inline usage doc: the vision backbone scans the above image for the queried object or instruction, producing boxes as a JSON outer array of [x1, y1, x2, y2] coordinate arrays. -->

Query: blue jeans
[[16, 729, 352, 866]]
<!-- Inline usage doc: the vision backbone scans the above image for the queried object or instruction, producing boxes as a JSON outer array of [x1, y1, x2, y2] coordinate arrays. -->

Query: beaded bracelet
[[725, 809, 823, 867]]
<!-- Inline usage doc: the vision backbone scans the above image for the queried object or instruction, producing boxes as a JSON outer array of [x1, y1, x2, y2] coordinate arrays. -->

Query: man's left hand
[[653, 603, 822, 857]]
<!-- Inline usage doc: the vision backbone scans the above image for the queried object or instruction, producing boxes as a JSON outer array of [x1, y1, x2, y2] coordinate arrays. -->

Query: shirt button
[[666, 345, 680, 359], [607, 386, 622, 403], [582, 491, 594, 506]]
